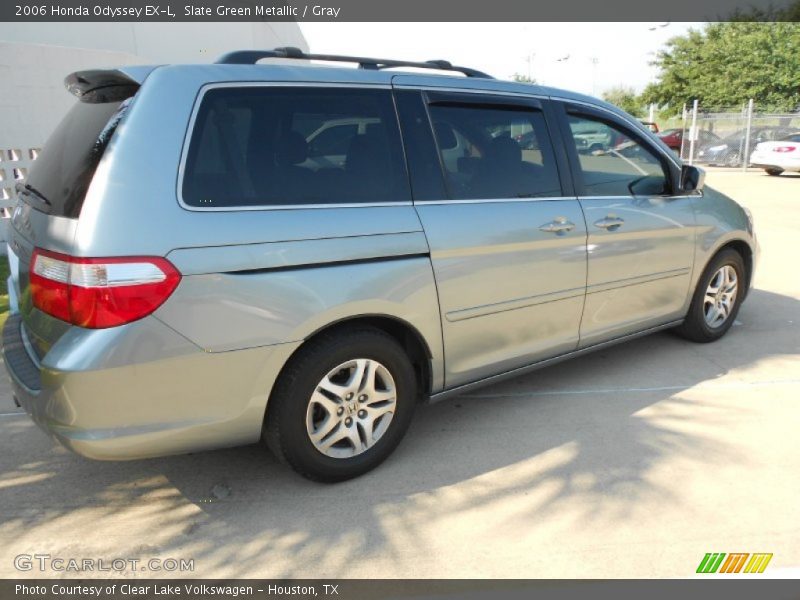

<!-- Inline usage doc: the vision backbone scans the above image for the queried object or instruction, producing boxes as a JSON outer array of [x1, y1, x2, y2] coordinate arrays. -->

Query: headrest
[[434, 122, 458, 150], [488, 135, 522, 164], [275, 131, 308, 166], [347, 132, 380, 162]]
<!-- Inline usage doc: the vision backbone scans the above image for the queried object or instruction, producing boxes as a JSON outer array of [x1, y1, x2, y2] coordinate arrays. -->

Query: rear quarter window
[[181, 87, 411, 208]]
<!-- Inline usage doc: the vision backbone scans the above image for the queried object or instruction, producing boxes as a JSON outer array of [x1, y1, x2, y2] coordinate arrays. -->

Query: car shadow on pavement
[[757, 172, 800, 179], [0, 286, 797, 577]]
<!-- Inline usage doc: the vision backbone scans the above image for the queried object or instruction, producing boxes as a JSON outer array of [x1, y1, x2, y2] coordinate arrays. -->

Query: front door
[[558, 103, 696, 347]]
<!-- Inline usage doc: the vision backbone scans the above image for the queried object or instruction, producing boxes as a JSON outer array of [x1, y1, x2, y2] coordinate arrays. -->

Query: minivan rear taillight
[[30, 249, 181, 328]]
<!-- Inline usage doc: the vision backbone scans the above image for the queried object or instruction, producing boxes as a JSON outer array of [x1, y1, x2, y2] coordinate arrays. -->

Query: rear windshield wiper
[[17, 183, 52, 208]]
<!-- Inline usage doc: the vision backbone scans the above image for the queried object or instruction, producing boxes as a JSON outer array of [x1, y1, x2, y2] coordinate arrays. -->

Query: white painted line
[[0, 412, 26, 418], [464, 378, 800, 399]]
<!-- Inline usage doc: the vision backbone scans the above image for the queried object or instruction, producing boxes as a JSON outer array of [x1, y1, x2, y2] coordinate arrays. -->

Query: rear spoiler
[[64, 66, 158, 103]]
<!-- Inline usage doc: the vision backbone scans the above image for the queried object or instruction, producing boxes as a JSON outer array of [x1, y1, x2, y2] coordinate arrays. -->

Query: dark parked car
[[697, 126, 798, 167]]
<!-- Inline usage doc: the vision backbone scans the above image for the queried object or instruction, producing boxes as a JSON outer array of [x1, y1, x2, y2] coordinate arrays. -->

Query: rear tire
[[264, 327, 417, 482], [765, 168, 783, 176], [675, 249, 745, 343]]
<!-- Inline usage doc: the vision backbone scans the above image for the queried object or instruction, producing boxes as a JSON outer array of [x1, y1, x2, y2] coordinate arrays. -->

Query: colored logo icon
[[697, 553, 773, 574]]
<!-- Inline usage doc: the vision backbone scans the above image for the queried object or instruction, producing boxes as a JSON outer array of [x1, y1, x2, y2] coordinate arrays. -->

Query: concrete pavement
[[0, 169, 798, 578]]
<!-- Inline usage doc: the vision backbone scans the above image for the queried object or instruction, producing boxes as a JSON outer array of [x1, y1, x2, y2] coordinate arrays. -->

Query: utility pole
[[742, 98, 754, 172], [524, 53, 535, 82]]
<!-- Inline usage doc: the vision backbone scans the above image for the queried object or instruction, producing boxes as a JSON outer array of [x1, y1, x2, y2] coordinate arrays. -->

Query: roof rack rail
[[215, 47, 493, 79]]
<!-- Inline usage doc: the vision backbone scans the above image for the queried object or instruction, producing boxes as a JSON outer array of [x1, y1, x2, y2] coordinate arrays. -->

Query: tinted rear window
[[23, 98, 130, 218], [181, 87, 410, 208]]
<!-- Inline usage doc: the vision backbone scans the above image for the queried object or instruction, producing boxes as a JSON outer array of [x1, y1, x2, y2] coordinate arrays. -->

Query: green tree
[[511, 73, 537, 84], [642, 20, 800, 116], [601, 85, 645, 117]]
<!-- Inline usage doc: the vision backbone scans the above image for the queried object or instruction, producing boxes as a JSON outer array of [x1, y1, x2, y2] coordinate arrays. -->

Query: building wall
[[0, 22, 308, 64], [0, 21, 308, 241]]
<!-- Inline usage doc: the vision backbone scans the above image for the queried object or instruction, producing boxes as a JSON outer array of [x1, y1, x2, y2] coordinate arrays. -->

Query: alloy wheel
[[703, 265, 738, 328], [305, 358, 397, 459]]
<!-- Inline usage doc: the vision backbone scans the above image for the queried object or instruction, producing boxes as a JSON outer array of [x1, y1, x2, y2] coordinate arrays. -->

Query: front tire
[[264, 327, 417, 482], [675, 249, 745, 343], [765, 168, 783, 176]]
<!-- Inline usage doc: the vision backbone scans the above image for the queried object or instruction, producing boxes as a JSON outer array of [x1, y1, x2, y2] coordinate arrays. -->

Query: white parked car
[[749, 133, 800, 176]]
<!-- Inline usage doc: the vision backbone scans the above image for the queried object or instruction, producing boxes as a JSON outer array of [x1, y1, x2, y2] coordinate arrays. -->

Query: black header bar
[[3, 0, 799, 22]]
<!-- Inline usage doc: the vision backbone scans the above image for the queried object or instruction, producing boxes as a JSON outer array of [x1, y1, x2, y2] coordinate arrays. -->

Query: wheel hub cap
[[703, 265, 738, 329], [305, 358, 397, 459]]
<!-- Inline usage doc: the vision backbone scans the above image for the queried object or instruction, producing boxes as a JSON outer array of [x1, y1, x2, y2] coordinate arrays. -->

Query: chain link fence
[[649, 102, 800, 170]]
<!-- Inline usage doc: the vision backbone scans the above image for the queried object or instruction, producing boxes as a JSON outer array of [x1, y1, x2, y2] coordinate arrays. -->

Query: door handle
[[594, 216, 625, 230], [539, 217, 575, 235]]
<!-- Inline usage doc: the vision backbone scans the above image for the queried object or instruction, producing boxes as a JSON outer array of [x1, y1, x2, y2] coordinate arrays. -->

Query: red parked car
[[658, 128, 720, 153]]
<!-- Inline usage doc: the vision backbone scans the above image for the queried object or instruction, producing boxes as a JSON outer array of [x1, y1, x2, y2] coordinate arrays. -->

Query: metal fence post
[[742, 98, 754, 172], [679, 103, 688, 159], [688, 99, 699, 166]]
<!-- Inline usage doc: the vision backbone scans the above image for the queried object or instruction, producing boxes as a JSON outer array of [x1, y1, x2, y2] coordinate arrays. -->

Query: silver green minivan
[[3, 49, 758, 481]]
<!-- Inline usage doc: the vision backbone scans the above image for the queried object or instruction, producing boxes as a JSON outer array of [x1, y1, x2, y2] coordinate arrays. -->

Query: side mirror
[[681, 164, 705, 193]]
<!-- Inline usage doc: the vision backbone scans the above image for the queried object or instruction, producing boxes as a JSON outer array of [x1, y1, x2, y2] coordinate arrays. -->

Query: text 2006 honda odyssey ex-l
[[3, 48, 758, 481]]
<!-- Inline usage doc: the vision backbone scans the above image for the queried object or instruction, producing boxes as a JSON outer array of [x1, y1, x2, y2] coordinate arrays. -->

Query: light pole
[[523, 53, 535, 82], [645, 23, 670, 123]]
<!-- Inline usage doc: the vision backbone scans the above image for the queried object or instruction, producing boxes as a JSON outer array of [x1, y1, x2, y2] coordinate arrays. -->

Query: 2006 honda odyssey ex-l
[[2, 48, 758, 481]]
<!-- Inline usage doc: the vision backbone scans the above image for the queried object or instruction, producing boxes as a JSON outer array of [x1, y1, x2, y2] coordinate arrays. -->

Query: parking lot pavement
[[0, 169, 798, 579]]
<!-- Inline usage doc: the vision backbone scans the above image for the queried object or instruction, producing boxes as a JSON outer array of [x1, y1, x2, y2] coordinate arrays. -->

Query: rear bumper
[[2, 314, 299, 460], [749, 153, 800, 172], [2, 314, 42, 393]]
